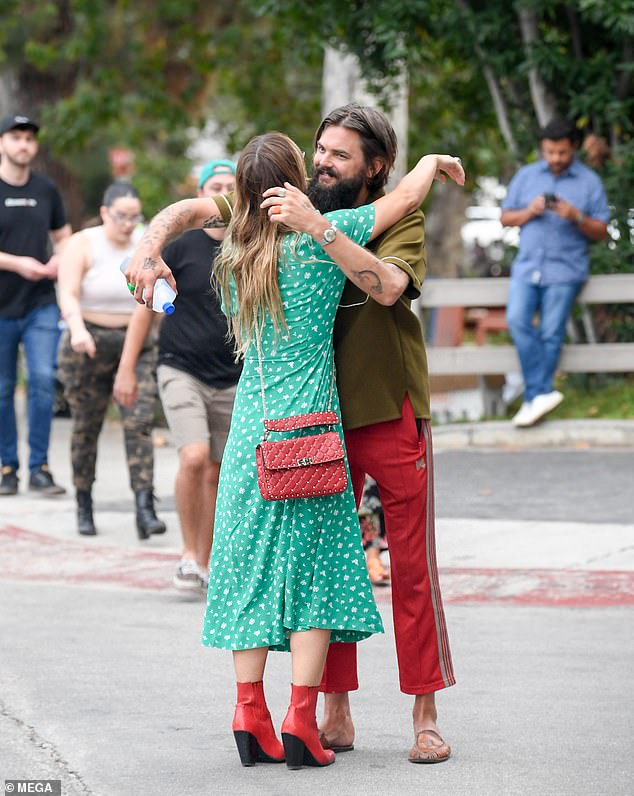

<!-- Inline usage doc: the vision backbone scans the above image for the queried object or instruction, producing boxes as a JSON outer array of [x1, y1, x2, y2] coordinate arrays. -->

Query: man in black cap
[[0, 114, 71, 496]]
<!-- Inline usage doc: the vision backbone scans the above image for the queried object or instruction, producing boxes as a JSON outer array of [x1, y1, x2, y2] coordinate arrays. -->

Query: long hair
[[314, 103, 397, 193], [214, 132, 307, 357]]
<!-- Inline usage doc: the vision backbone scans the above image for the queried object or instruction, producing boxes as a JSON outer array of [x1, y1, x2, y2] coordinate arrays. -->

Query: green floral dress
[[202, 206, 384, 651]]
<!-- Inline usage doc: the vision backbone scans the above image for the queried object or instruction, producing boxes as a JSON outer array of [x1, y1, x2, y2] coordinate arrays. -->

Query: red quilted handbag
[[254, 330, 347, 501], [256, 412, 348, 500]]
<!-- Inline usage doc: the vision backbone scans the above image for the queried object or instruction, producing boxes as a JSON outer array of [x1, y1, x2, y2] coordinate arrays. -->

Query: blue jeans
[[0, 303, 61, 472], [506, 280, 581, 402]]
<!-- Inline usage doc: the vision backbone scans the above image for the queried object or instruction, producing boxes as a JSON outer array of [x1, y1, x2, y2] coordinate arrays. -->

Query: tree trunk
[[456, 0, 520, 160], [321, 47, 408, 180], [517, 6, 559, 126], [36, 152, 84, 231], [482, 63, 521, 161], [566, 4, 584, 59], [425, 182, 470, 278]]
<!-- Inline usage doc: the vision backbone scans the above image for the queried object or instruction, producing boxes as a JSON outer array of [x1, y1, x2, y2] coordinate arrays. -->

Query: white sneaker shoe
[[512, 401, 535, 427], [513, 391, 563, 427], [197, 564, 209, 590], [173, 559, 203, 591], [529, 390, 564, 423]]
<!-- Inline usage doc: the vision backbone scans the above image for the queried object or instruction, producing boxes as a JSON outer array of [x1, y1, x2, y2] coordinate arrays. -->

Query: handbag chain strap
[[254, 323, 336, 434]]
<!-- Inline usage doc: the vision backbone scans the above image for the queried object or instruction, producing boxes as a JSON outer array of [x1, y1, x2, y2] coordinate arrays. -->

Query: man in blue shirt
[[501, 118, 610, 427]]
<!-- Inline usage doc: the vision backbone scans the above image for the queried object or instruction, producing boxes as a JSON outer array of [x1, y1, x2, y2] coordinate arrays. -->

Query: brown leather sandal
[[318, 731, 355, 753], [408, 729, 451, 764]]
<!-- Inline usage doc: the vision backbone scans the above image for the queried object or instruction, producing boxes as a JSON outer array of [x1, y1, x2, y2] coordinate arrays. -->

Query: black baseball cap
[[0, 114, 40, 135]]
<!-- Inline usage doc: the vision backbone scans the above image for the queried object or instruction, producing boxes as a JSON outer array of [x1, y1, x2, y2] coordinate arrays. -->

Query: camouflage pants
[[57, 322, 158, 492]]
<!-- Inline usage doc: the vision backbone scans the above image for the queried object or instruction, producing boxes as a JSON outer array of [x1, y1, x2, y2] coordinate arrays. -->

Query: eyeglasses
[[108, 210, 143, 225]]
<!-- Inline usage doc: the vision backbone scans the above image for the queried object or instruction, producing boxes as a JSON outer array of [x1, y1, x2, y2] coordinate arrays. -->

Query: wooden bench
[[416, 274, 634, 416], [419, 274, 634, 376]]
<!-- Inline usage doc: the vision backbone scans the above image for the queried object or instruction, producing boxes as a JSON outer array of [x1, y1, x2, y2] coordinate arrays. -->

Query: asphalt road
[[1, 417, 633, 795], [433, 448, 634, 523], [1, 583, 632, 796]]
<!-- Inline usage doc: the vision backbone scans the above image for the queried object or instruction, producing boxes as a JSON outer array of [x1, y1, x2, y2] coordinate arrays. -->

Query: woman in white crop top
[[57, 183, 166, 540]]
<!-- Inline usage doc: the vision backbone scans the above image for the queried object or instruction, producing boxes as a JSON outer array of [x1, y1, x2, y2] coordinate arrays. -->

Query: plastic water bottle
[[150, 279, 177, 315], [119, 257, 177, 315]]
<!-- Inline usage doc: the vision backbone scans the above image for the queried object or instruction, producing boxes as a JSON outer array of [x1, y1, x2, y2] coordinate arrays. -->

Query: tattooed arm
[[260, 184, 409, 304], [125, 197, 224, 306], [261, 155, 462, 305]]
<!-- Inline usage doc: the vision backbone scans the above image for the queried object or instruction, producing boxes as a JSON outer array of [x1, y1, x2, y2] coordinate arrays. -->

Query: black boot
[[135, 488, 167, 540], [77, 490, 97, 536]]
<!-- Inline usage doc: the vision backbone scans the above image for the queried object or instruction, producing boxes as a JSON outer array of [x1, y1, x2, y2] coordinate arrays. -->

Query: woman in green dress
[[125, 132, 464, 771]]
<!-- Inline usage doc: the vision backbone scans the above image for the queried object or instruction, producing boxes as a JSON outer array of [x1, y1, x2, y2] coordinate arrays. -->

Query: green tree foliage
[[207, 8, 322, 159], [0, 0, 232, 219], [257, 1, 634, 268], [0, 1, 322, 221]]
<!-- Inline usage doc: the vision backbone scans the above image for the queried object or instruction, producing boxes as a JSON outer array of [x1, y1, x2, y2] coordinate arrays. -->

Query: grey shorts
[[157, 364, 237, 462]]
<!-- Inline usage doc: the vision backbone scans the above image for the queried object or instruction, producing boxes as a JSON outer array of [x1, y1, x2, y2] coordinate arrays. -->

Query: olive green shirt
[[213, 191, 430, 430], [333, 199, 429, 429]]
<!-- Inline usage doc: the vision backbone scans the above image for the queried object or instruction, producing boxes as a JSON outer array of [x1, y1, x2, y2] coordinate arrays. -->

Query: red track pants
[[320, 395, 455, 695]]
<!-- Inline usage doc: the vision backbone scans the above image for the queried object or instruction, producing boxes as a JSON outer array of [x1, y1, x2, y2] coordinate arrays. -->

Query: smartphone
[[544, 192, 558, 206]]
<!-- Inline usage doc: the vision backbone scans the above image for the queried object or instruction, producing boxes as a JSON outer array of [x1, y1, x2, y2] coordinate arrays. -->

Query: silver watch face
[[323, 226, 337, 244]]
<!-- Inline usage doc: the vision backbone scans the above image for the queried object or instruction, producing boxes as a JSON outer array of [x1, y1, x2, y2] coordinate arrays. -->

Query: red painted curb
[[2, 525, 633, 605]]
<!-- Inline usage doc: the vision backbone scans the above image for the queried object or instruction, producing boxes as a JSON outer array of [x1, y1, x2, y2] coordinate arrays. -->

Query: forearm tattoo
[[141, 203, 212, 249], [351, 259, 404, 296], [353, 269, 384, 295], [202, 216, 227, 229]]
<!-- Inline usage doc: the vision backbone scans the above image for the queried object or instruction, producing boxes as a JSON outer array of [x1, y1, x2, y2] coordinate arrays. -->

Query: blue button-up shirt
[[502, 158, 610, 285]]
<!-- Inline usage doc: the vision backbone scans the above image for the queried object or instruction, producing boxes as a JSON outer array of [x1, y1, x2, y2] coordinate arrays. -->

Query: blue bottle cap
[[163, 303, 175, 315]]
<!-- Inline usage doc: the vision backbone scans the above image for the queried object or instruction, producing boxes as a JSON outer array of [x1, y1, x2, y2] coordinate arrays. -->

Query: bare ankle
[[323, 691, 351, 721], [413, 693, 438, 730]]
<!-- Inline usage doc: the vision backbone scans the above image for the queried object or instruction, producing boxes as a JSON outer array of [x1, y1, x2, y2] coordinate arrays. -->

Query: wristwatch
[[318, 224, 337, 246], [575, 211, 585, 226]]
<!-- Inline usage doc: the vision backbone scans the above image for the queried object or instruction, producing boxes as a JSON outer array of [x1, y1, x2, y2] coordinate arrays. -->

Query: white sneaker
[[512, 401, 535, 427], [529, 391, 564, 423], [173, 559, 203, 591], [198, 564, 209, 590], [513, 391, 563, 428]]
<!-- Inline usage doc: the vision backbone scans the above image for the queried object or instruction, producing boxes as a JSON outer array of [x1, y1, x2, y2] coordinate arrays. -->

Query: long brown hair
[[214, 132, 307, 357]]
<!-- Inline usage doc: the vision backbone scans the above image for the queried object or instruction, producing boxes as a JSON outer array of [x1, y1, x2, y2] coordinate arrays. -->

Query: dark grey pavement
[[434, 448, 634, 523], [1, 586, 632, 796], [1, 412, 633, 795]]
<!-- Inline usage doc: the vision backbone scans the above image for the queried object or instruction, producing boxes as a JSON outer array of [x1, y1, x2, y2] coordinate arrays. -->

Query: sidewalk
[[1, 412, 633, 795], [3, 414, 633, 603], [433, 417, 634, 450]]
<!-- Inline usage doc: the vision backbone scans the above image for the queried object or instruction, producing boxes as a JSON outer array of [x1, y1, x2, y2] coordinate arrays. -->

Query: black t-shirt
[[0, 172, 67, 318], [159, 230, 242, 389]]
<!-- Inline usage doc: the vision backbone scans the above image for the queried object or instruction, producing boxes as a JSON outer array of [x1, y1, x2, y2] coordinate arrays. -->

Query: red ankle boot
[[232, 680, 285, 766], [281, 684, 336, 769]]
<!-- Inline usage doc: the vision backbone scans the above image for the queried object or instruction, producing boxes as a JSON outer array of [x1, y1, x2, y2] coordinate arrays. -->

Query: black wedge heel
[[231, 681, 285, 766], [282, 732, 331, 769], [282, 732, 308, 770], [233, 730, 258, 766], [280, 685, 335, 769]]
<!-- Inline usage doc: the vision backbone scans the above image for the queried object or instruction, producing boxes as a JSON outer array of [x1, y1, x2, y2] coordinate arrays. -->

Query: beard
[[307, 166, 366, 214]]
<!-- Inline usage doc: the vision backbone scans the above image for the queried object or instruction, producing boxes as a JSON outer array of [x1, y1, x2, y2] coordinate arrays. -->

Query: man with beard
[[0, 114, 71, 497], [302, 104, 455, 764], [123, 104, 456, 764], [502, 117, 609, 427]]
